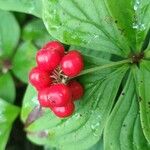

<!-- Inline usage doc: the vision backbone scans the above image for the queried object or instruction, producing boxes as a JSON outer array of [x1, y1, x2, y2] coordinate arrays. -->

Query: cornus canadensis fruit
[[68, 80, 84, 100], [29, 67, 52, 91], [36, 49, 62, 72], [43, 41, 65, 57], [29, 41, 85, 118], [38, 91, 52, 108], [60, 50, 84, 77], [38, 84, 72, 107], [51, 102, 75, 118]]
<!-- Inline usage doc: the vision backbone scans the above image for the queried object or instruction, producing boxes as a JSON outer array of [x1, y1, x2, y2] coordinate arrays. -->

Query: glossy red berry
[[52, 102, 75, 118], [29, 67, 52, 91], [60, 50, 84, 77], [36, 49, 62, 72], [38, 93, 51, 108], [38, 84, 72, 107], [43, 41, 65, 56], [68, 80, 84, 100]]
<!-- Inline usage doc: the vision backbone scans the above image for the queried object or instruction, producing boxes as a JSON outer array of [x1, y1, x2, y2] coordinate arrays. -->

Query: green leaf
[[0, 0, 42, 18], [104, 73, 150, 150], [105, 0, 150, 52], [42, 0, 130, 57], [12, 42, 37, 83], [90, 138, 103, 150], [0, 10, 20, 58], [45, 138, 104, 150], [144, 42, 150, 58], [21, 84, 38, 123], [134, 60, 150, 143], [0, 98, 20, 150], [133, 0, 150, 51], [22, 19, 54, 48], [21, 65, 128, 149], [21, 85, 54, 146], [0, 72, 15, 103]]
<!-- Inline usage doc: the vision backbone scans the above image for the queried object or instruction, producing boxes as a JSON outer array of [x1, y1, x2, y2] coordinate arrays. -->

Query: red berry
[[36, 49, 62, 72], [52, 102, 75, 118], [68, 80, 84, 100], [38, 92, 51, 108], [43, 41, 65, 56], [60, 50, 84, 77], [29, 67, 52, 91], [38, 84, 72, 107]]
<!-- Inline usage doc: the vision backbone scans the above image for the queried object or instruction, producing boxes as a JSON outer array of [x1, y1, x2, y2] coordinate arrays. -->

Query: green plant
[[0, 0, 150, 150]]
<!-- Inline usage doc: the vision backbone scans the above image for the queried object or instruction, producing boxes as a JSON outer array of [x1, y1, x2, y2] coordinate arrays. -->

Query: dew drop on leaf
[[133, 22, 145, 31], [73, 113, 81, 119], [91, 122, 100, 130], [134, 0, 141, 11]]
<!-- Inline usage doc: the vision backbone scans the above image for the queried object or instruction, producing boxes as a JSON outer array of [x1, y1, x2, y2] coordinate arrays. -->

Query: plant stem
[[78, 59, 131, 77]]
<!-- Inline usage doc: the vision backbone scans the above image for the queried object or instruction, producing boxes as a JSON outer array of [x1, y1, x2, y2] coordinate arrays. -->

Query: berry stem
[[77, 59, 131, 77]]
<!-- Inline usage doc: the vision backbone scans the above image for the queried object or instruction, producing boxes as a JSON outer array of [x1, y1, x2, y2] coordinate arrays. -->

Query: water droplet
[[133, 0, 146, 31], [91, 122, 100, 137], [137, 0, 140, 4], [134, 5, 138, 11], [133, 22, 145, 31], [140, 24, 146, 31], [91, 122, 100, 130], [133, 23, 139, 29], [93, 132, 99, 137], [73, 113, 81, 119], [93, 34, 99, 39], [134, 0, 141, 10]]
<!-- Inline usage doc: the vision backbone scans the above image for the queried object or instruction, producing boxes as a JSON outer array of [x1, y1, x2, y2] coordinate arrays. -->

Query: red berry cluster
[[29, 41, 84, 118]]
